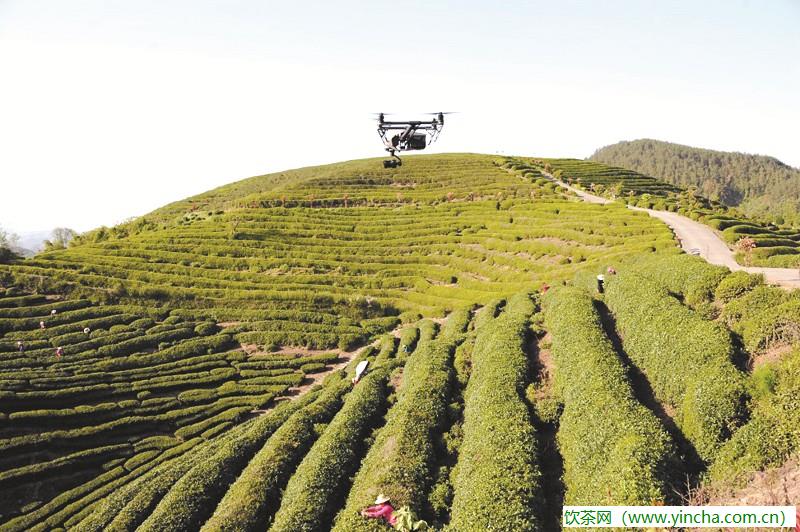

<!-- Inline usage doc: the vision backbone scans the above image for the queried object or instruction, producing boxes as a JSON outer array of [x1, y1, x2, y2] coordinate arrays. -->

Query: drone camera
[[375, 112, 447, 166], [408, 133, 427, 150]]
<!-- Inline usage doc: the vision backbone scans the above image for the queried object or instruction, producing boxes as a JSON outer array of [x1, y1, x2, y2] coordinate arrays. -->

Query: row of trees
[[0, 226, 77, 262]]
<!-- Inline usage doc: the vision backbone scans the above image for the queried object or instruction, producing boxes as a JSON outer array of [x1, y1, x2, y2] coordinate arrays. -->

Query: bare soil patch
[[690, 457, 800, 531], [751, 343, 794, 370]]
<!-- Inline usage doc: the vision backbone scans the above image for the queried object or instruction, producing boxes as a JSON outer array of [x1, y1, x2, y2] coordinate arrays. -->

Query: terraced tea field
[[2, 155, 676, 348], [1, 154, 798, 530], [533, 157, 800, 267]]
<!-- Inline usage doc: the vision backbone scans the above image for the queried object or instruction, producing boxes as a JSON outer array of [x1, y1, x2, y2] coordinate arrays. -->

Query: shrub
[[198, 380, 349, 532], [331, 313, 467, 531], [449, 292, 541, 530], [739, 299, 800, 353], [106, 392, 321, 532], [75, 437, 227, 532], [714, 271, 763, 303], [542, 287, 674, 504], [123, 450, 159, 471], [194, 321, 218, 336], [628, 254, 729, 306], [270, 369, 390, 532], [300, 362, 326, 373], [604, 271, 747, 461], [709, 349, 800, 484], [721, 286, 787, 328]]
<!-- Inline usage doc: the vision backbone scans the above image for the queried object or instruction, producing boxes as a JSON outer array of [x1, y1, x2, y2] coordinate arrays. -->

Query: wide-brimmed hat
[[374, 494, 390, 505]]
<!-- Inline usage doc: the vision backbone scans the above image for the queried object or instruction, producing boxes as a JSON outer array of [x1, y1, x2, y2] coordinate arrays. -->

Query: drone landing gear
[[383, 151, 402, 169]]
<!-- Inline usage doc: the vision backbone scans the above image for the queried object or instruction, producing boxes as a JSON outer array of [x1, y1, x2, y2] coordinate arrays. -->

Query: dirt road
[[547, 174, 800, 289]]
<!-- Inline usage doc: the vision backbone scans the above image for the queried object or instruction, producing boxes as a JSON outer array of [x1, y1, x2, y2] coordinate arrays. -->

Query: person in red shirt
[[360, 494, 397, 527], [55, 346, 64, 359]]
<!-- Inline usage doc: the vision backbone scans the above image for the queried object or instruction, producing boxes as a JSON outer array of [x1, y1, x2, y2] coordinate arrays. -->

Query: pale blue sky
[[1, 0, 798, 232]]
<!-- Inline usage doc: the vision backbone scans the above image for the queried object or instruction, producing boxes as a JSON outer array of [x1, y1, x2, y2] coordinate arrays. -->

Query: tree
[[0, 226, 20, 249], [43, 227, 77, 251], [0, 226, 21, 263]]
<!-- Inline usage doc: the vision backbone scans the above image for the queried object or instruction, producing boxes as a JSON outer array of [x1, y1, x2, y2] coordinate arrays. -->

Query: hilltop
[[0, 153, 798, 530], [590, 139, 800, 225]]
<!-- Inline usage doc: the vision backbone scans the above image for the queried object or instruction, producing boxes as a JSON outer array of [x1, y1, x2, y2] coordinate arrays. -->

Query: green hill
[[590, 139, 800, 225], [1, 153, 798, 530]]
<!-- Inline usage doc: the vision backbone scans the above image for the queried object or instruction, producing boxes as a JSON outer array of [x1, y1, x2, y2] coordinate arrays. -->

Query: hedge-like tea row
[[448, 292, 541, 530], [331, 310, 469, 532], [709, 349, 800, 484], [714, 271, 763, 303], [626, 254, 730, 306], [604, 272, 747, 461], [74, 393, 320, 532], [738, 298, 800, 353], [197, 378, 350, 532], [270, 368, 390, 532], [0, 443, 132, 489], [396, 325, 419, 358], [542, 286, 675, 504]]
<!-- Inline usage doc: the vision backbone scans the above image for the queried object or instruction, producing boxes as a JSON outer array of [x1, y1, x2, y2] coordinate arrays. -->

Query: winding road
[[548, 176, 800, 289]]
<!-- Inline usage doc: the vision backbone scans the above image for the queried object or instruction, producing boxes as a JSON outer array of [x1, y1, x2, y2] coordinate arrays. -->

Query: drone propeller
[[422, 112, 458, 115]]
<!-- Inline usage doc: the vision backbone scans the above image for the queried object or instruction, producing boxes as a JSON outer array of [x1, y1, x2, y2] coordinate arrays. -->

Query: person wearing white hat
[[83, 327, 91, 334], [352, 360, 369, 385], [360, 493, 397, 527]]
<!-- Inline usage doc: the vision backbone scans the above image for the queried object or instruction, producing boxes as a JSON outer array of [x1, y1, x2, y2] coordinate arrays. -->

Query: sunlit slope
[[4, 154, 799, 530], [151, 154, 532, 216], [535, 157, 800, 267], [2, 154, 675, 348]]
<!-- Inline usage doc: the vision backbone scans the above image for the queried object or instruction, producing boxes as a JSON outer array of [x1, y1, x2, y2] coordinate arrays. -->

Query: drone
[[375, 112, 451, 168]]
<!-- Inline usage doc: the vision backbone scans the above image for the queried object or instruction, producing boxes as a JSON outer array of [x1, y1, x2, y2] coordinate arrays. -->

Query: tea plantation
[[1, 153, 798, 530], [534, 157, 800, 267]]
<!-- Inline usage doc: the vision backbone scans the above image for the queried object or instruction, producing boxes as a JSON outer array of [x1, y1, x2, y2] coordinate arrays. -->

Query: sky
[[1, 0, 798, 234]]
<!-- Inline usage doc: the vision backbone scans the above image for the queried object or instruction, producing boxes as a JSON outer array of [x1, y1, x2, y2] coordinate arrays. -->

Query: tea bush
[[605, 272, 747, 461], [543, 286, 674, 504]]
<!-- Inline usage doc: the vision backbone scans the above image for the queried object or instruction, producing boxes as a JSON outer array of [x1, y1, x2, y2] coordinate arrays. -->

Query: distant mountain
[[589, 139, 800, 224], [17, 230, 50, 253]]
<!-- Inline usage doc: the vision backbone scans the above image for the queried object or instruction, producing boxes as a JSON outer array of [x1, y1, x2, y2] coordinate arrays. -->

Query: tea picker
[[596, 274, 605, 294], [352, 360, 369, 385]]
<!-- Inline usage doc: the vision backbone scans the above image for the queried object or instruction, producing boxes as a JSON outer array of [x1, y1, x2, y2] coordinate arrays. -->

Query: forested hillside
[[590, 139, 800, 225]]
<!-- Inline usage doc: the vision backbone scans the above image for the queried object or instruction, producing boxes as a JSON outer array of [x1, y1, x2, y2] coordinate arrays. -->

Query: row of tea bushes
[[604, 272, 747, 461], [448, 293, 541, 530], [331, 312, 470, 531], [543, 286, 675, 504]]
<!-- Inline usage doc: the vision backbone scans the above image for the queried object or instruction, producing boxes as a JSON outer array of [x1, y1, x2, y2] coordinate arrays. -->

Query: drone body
[[376, 112, 449, 168]]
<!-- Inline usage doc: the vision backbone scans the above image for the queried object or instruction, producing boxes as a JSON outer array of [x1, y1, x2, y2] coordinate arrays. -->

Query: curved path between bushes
[[546, 175, 800, 289]]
